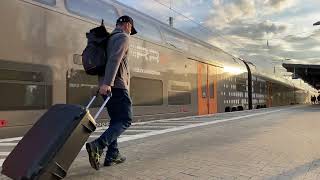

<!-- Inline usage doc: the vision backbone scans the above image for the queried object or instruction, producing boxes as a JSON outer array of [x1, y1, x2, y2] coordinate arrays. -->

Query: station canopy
[[283, 63, 320, 90]]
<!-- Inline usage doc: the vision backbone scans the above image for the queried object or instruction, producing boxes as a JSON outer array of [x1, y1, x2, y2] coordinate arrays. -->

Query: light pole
[[238, 58, 253, 110]]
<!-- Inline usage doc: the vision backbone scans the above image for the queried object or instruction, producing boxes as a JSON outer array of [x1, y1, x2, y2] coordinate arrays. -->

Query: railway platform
[[1, 105, 320, 180]]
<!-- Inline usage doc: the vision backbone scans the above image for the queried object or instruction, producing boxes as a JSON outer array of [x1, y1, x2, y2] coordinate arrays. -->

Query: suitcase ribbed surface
[[1, 104, 86, 180]]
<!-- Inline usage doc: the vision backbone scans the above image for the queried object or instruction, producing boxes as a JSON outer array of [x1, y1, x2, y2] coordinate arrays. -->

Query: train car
[[0, 0, 311, 138]]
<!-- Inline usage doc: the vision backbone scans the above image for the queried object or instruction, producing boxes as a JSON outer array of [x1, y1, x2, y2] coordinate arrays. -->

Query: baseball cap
[[116, 15, 137, 35]]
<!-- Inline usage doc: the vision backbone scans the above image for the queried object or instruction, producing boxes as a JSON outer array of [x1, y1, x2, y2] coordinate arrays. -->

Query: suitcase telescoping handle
[[86, 90, 112, 121]]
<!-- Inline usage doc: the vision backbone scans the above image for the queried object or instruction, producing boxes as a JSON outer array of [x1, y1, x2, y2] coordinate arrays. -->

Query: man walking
[[86, 15, 137, 170]]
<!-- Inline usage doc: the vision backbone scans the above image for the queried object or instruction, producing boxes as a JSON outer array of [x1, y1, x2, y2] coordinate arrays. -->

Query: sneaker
[[86, 142, 103, 170], [104, 152, 126, 166]]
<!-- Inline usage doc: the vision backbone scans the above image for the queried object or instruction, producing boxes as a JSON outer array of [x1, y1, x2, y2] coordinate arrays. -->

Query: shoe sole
[[86, 143, 100, 170], [104, 158, 126, 166]]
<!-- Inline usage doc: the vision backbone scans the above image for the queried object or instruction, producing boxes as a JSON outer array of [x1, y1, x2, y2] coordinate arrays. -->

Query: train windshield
[[65, 0, 118, 26], [33, 0, 56, 6], [161, 30, 189, 51], [122, 11, 163, 43], [189, 42, 213, 60]]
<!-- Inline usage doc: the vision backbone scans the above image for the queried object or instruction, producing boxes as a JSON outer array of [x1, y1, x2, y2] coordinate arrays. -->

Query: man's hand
[[99, 84, 111, 96]]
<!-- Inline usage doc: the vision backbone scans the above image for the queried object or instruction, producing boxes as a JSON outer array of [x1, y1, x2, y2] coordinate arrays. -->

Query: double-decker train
[[0, 0, 313, 138]]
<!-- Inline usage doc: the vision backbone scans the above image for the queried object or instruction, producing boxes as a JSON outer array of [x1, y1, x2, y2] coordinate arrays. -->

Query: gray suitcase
[[1, 93, 110, 180]]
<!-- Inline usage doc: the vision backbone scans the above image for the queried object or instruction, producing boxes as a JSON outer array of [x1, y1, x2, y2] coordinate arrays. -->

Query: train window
[[169, 81, 191, 92], [0, 61, 52, 110], [122, 12, 163, 43], [168, 81, 191, 105], [33, 0, 56, 6], [236, 79, 246, 91], [130, 77, 163, 106], [67, 69, 102, 107], [261, 82, 267, 94], [253, 81, 261, 93], [209, 82, 214, 99], [168, 91, 191, 105], [65, 0, 117, 26], [201, 65, 207, 98]]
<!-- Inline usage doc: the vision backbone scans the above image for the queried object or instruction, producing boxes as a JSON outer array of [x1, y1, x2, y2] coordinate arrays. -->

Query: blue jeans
[[95, 88, 132, 157]]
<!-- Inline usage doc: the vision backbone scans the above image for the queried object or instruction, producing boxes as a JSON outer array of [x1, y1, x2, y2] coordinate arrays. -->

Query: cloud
[[264, 0, 296, 11], [299, 58, 320, 65], [226, 20, 288, 39], [211, 30, 320, 71], [258, 0, 297, 15], [284, 34, 320, 51], [205, 0, 256, 29], [205, 20, 320, 67], [272, 29, 320, 54], [249, 31, 320, 65]]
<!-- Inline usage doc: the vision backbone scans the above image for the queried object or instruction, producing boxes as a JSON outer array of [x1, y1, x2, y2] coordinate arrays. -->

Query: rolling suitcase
[[1, 92, 111, 180]]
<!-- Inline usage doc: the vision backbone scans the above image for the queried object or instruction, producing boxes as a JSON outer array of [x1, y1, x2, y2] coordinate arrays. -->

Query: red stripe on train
[[0, 120, 7, 127]]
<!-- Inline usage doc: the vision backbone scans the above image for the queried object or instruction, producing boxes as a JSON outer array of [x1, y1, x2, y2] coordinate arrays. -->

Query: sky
[[116, 0, 320, 74]]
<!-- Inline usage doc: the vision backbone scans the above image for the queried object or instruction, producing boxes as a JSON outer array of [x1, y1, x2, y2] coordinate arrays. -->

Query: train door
[[197, 63, 209, 115], [208, 65, 218, 114]]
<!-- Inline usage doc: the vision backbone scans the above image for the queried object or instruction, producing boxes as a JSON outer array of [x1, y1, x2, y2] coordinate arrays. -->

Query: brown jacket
[[98, 27, 130, 90]]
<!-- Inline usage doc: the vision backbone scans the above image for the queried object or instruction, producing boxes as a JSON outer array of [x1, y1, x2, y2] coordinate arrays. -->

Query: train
[[0, 0, 313, 138]]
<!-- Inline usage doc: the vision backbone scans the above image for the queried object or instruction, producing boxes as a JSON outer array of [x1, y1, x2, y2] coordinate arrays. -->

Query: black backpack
[[82, 20, 110, 76]]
